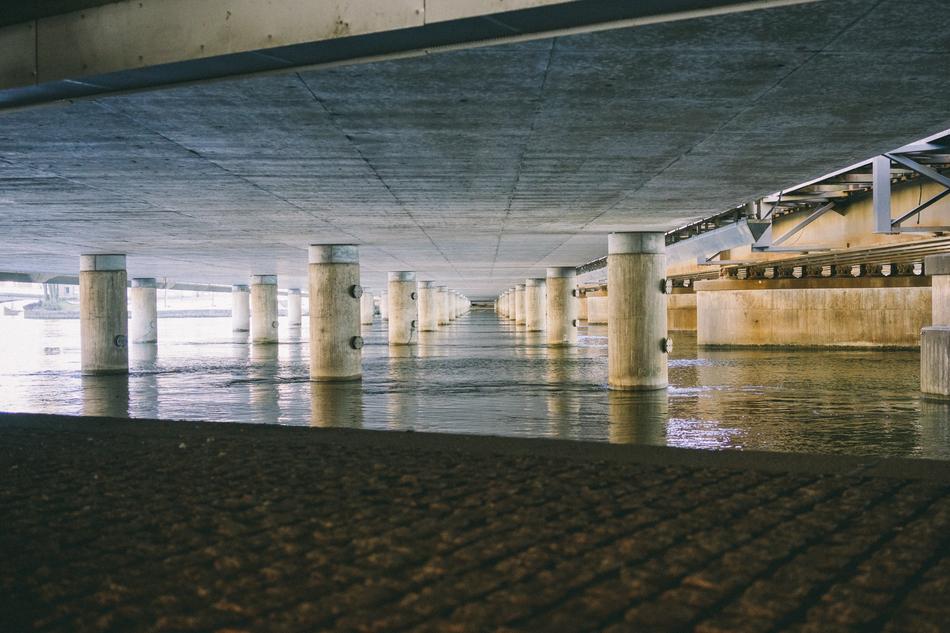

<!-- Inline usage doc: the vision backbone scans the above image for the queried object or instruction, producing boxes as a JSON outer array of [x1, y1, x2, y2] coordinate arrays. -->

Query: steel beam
[[885, 153, 950, 189], [667, 218, 769, 264], [771, 202, 836, 246], [873, 155, 895, 234], [891, 188, 950, 227]]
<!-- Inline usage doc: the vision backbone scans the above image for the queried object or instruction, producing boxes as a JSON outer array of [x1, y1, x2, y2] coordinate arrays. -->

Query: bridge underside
[[1, 0, 949, 297]]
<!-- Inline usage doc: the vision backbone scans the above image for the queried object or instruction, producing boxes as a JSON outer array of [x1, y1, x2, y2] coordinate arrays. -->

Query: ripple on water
[[0, 313, 947, 459]]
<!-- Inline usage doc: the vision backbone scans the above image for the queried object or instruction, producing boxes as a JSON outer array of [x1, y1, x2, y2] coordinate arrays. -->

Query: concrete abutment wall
[[695, 278, 931, 348]]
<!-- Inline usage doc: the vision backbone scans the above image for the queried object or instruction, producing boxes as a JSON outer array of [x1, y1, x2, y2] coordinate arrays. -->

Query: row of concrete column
[[495, 232, 670, 392], [78, 246, 469, 382]]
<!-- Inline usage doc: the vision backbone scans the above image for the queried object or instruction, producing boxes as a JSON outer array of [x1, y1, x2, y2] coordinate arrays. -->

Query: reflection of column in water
[[545, 345, 581, 438], [130, 343, 159, 418], [608, 390, 669, 445], [231, 330, 251, 348], [416, 330, 443, 358], [386, 346, 417, 430], [311, 381, 363, 428], [920, 399, 950, 456], [82, 374, 130, 418], [250, 344, 281, 422]]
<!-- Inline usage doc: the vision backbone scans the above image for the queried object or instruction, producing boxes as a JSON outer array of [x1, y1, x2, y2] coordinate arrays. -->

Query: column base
[[309, 374, 363, 383], [608, 383, 669, 392]]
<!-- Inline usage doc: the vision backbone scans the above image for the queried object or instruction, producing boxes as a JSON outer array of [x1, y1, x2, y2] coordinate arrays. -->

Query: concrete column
[[79, 254, 128, 375], [417, 281, 439, 331], [130, 277, 158, 344], [309, 244, 362, 381], [514, 284, 526, 325], [608, 232, 668, 391], [587, 293, 608, 324], [546, 267, 578, 345], [921, 328, 950, 398], [288, 288, 302, 326], [380, 292, 389, 321], [388, 271, 417, 345], [578, 290, 589, 321], [525, 278, 547, 332], [231, 284, 250, 332], [437, 286, 449, 325], [922, 254, 950, 397], [250, 275, 279, 344], [360, 290, 374, 325], [926, 254, 950, 326]]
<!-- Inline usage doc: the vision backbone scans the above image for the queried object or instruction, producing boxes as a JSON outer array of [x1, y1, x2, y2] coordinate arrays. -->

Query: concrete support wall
[[546, 267, 577, 345], [130, 277, 158, 343], [587, 294, 608, 325], [308, 245, 361, 381], [79, 254, 128, 375], [524, 278, 546, 332], [250, 275, 278, 344], [360, 291, 374, 325], [921, 327, 950, 398], [668, 291, 697, 332], [607, 233, 668, 391], [578, 294, 589, 321], [696, 278, 932, 348], [231, 284, 250, 332], [287, 288, 302, 326], [388, 272, 417, 345], [417, 281, 439, 331]]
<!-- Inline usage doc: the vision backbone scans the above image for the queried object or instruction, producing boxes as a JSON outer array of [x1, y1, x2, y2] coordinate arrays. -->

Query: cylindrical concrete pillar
[[388, 271, 418, 345], [514, 284, 526, 325], [360, 290, 374, 325], [251, 275, 279, 344], [437, 286, 449, 325], [608, 232, 668, 391], [380, 292, 389, 321], [587, 292, 608, 325], [418, 281, 439, 331], [926, 254, 950, 326], [231, 284, 250, 332], [130, 277, 158, 344], [309, 244, 362, 381], [288, 288, 302, 326], [546, 267, 578, 345], [525, 278, 547, 332], [578, 289, 589, 321], [80, 254, 128, 375]]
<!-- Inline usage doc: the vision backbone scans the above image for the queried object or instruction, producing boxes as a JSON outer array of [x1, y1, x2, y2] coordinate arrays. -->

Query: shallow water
[[1, 310, 948, 458]]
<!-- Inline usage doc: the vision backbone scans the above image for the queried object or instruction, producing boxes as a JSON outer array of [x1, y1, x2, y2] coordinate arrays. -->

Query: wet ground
[[2, 413, 950, 633], [1, 310, 948, 458]]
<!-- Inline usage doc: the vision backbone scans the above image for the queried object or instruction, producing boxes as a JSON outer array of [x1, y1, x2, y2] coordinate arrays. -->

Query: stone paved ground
[[2, 413, 950, 633]]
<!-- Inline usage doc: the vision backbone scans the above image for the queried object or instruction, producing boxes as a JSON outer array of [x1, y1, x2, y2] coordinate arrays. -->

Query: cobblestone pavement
[[2, 413, 950, 633]]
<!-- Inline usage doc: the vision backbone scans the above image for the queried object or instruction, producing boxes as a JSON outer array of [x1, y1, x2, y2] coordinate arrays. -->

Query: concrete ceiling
[[1, 0, 949, 297]]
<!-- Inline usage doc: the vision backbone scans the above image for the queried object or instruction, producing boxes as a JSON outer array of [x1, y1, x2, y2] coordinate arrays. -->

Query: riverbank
[[2, 412, 948, 632]]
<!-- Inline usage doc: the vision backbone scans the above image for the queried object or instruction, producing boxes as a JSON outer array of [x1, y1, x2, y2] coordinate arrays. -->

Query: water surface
[[1, 310, 947, 458]]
